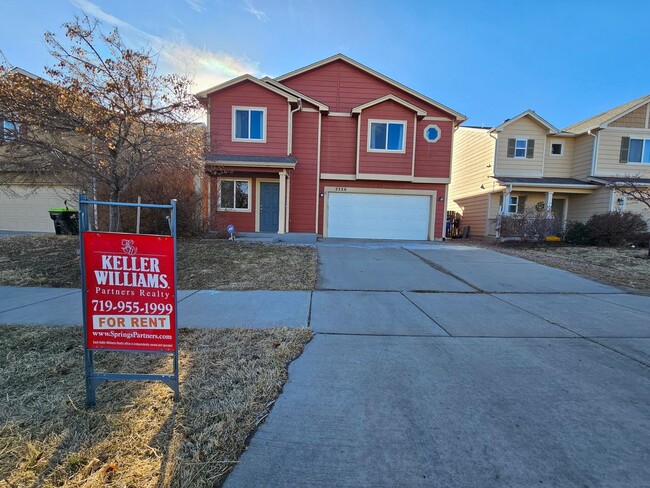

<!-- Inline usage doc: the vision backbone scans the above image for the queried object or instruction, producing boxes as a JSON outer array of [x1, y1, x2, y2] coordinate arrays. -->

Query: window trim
[[217, 177, 252, 212], [627, 137, 650, 164], [232, 106, 267, 143], [423, 124, 442, 143], [514, 138, 528, 159], [549, 141, 564, 157], [507, 195, 519, 214], [367, 119, 407, 154]]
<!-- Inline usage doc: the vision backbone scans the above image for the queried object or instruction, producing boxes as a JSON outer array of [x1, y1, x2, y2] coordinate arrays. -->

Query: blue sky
[[1, 0, 648, 128]]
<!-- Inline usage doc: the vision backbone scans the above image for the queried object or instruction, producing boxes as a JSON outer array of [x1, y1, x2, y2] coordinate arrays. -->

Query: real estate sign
[[83, 232, 176, 352]]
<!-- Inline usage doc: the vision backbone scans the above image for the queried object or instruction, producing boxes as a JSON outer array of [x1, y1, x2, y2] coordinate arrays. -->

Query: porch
[[205, 154, 296, 235]]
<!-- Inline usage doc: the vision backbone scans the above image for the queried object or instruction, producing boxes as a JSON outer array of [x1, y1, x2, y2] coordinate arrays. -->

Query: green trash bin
[[49, 208, 79, 235]]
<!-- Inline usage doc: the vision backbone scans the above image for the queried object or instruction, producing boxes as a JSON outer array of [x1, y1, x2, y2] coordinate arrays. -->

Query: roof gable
[[563, 94, 650, 134], [195, 74, 298, 103], [351, 94, 427, 117], [275, 54, 466, 122], [492, 110, 559, 133], [260, 77, 329, 111]]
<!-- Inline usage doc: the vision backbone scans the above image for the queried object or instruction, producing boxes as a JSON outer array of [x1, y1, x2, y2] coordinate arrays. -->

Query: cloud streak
[[243, 0, 269, 22], [67, 0, 260, 91]]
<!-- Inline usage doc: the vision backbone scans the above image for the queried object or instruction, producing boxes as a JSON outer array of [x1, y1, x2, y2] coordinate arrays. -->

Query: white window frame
[[627, 137, 650, 164], [507, 195, 519, 214], [549, 141, 563, 157], [217, 177, 252, 212], [232, 106, 267, 143], [423, 124, 442, 143], [514, 138, 527, 159], [367, 119, 407, 153]]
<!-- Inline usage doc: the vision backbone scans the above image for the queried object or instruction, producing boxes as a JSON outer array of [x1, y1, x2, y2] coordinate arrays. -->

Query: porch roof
[[205, 154, 297, 169], [589, 176, 650, 187], [493, 176, 601, 190]]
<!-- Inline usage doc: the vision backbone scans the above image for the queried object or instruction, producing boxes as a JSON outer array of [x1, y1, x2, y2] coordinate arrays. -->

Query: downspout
[[588, 129, 598, 177], [288, 99, 302, 155]]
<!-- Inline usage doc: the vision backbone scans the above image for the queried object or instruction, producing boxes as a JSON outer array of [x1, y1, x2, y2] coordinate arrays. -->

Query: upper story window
[[624, 137, 650, 164], [550, 142, 563, 156], [232, 107, 265, 142], [423, 124, 442, 143], [507, 138, 535, 159], [1, 119, 20, 142], [368, 120, 406, 152]]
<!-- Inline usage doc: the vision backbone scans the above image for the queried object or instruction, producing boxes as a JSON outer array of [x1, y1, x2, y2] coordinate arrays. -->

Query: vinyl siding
[[448, 127, 497, 236], [570, 134, 594, 179], [544, 137, 573, 178], [495, 116, 546, 177], [609, 103, 648, 128], [320, 115, 357, 175], [415, 119, 453, 179], [622, 194, 650, 224], [595, 128, 650, 178], [289, 110, 319, 232], [566, 187, 612, 222]]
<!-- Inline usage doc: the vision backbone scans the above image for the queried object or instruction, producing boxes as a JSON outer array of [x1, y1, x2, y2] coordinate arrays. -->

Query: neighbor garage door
[[326, 192, 432, 240], [0, 186, 76, 232]]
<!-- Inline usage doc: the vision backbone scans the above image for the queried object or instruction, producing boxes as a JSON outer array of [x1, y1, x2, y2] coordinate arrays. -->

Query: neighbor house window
[[218, 179, 250, 211], [627, 138, 650, 163], [232, 107, 265, 142], [507, 138, 535, 158], [550, 142, 563, 156], [507, 196, 519, 213], [515, 139, 527, 158], [368, 120, 406, 152], [1, 119, 19, 142]]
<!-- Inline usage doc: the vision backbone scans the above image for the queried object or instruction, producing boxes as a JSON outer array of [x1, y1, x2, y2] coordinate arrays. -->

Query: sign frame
[[79, 193, 179, 406]]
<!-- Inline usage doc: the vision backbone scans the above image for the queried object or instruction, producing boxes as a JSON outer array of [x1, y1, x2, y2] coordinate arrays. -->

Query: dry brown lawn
[[0, 236, 316, 290], [0, 325, 312, 487], [458, 240, 650, 293]]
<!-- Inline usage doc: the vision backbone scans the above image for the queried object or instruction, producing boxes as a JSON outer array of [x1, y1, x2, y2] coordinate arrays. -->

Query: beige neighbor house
[[448, 94, 650, 237], [0, 68, 77, 232]]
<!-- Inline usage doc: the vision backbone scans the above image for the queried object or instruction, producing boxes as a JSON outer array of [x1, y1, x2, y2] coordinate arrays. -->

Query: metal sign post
[[79, 193, 180, 407]]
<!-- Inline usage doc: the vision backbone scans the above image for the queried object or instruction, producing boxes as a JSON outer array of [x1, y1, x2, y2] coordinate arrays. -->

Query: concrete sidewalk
[[0, 286, 311, 328]]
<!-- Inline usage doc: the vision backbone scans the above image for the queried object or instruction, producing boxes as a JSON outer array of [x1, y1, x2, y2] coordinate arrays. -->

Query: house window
[[507, 196, 519, 213], [2, 119, 19, 142], [515, 139, 527, 158], [628, 138, 650, 163], [218, 179, 250, 211], [550, 142, 563, 156], [368, 120, 406, 152], [423, 124, 441, 143], [233, 107, 265, 142]]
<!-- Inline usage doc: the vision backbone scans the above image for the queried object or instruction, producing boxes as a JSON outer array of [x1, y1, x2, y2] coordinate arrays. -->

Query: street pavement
[[1, 240, 649, 486]]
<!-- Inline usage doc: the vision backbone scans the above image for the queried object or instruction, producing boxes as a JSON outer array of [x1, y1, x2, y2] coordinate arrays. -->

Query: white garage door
[[327, 192, 432, 240], [0, 186, 77, 232]]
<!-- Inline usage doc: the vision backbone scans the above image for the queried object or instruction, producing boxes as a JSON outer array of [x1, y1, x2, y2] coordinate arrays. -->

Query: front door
[[551, 199, 565, 220], [259, 182, 280, 232]]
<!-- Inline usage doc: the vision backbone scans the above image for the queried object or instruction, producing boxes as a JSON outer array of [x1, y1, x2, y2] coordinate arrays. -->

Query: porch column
[[502, 188, 511, 214], [278, 170, 287, 234], [545, 191, 554, 215]]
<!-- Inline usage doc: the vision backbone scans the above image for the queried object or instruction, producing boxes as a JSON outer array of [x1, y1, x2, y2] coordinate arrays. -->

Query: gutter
[[588, 129, 598, 176], [288, 99, 302, 155]]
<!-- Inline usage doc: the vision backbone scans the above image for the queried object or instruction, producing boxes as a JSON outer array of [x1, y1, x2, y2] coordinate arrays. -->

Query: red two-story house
[[196, 54, 466, 240]]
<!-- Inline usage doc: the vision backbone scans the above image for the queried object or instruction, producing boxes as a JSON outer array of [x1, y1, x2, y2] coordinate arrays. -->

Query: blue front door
[[260, 182, 280, 232]]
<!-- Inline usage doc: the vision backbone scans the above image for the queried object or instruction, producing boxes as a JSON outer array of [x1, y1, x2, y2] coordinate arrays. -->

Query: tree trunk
[[109, 189, 120, 232]]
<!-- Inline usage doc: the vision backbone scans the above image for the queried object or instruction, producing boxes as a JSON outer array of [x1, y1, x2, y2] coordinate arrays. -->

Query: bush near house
[[497, 209, 564, 241], [564, 221, 590, 245], [584, 211, 648, 247]]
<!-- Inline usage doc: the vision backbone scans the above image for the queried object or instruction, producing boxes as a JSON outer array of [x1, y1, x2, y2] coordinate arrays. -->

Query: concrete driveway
[[225, 240, 650, 487]]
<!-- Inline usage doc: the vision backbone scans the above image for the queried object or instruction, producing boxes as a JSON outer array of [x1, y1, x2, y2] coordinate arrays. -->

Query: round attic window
[[424, 124, 441, 143]]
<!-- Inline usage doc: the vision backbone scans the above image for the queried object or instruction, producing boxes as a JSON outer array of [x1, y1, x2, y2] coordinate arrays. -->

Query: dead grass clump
[[0, 325, 312, 487], [0, 236, 317, 290]]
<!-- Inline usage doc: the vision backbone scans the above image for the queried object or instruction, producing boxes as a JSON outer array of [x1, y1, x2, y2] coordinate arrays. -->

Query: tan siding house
[[449, 95, 650, 237]]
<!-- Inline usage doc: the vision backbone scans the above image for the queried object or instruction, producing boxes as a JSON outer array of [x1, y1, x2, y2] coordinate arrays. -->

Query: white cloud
[[243, 0, 269, 22], [184, 0, 205, 13], [67, 0, 260, 92]]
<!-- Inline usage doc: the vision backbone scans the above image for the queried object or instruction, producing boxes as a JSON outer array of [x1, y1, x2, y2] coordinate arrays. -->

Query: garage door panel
[[327, 192, 432, 240], [0, 187, 77, 232]]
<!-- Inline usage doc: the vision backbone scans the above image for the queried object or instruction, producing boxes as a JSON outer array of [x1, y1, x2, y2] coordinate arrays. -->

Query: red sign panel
[[83, 232, 176, 352]]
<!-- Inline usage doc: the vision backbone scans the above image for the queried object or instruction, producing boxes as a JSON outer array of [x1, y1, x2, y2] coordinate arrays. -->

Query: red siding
[[320, 116, 357, 175], [414, 119, 453, 179], [318, 180, 447, 239], [358, 100, 415, 176], [209, 80, 289, 156], [289, 111, 319, 233], [282, 60, 450, 117]]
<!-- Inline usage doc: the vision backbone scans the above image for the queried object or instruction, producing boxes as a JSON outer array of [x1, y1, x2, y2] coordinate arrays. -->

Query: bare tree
[[607, 176, 650, 257], [0, 16, 205, 231]]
